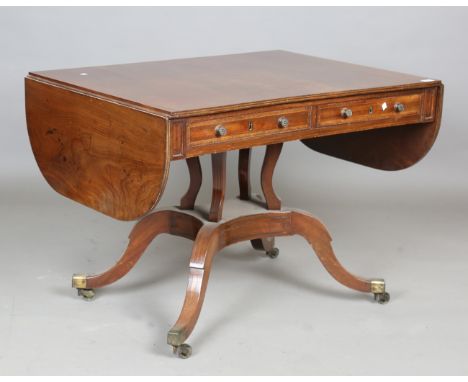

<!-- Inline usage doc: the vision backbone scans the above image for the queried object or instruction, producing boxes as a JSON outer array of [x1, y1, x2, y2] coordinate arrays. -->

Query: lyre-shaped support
[[238, 148, 251, 201], [238, 145, 283, 256], [237, 144, 283, 210], [180, 156, 202, 210], [208, 152, 227, 222], [260, 143, 283, 210]]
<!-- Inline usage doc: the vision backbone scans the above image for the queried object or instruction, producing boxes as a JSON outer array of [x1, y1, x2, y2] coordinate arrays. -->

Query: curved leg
[[168, 209, 388, 357], [242, 145, 283, 254], [217, 209, 382, 296], [238, 148, 270, 254], [208, 152, 226, 222], [290, 209, 388, 301], [72, 210, 204, 295], [167, 224, 220, 353], [238, 148, 277, 257], [180, 156, 202, 210], [238, 148, 251, 200], [261, 143, 283, 210], [249, 144, 283, 255], [168, 212, 292, 355]]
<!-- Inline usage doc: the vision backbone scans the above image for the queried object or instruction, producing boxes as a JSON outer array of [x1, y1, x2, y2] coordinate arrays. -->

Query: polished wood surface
[[238, 148, 251, 201], [238, 148, 278, 253], [26, 51, 442, 357], [25, 77, 169, 221], [167, 205, 375, 346], [261, 143, 283, 210], [29, 50, 437, 117], [179, 157, 202, 210], [188, 107, 309, 146], [303, 86, 444, 170], [208, 152, 227, 222], [70, 148, 386, 354], [83, 210, 203, 289], [317, 91, 423, 128], [77, 199, 381, 348], [182, 86, 441, 158], [26, 51, 443, 219]]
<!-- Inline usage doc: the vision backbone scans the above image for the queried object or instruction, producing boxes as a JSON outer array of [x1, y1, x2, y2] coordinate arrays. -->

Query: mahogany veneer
[[25, 50, 444, 358]]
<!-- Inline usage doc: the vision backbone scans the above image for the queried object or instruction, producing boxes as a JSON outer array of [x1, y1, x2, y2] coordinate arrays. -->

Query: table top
[[26, 50, 443, 221], [29, 50, 439, 118]]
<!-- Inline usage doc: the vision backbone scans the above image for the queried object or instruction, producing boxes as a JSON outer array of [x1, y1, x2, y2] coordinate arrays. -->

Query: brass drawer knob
[[214, 125, 227, 137], [394, 103, 405, 112], [278, 116, 289, 128], [341, 108, 353, 118]]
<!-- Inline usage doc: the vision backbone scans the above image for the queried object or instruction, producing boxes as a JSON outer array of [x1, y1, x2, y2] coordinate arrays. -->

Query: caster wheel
[[266, 247, 279, 259], [77, 288, 96, 300], [173, 343, 192, 359], [374, 292, 390, 304]]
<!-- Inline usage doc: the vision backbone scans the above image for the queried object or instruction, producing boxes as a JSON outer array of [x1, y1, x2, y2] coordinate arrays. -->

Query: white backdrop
[[1, 7, 467, 375]]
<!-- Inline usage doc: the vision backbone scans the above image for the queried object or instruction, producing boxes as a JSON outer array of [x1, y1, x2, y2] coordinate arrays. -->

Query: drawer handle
[[341, 108, 353, 119], [394, 103, 405, 113], [214, 125, 227, 137], [278, 116, 289, 128]]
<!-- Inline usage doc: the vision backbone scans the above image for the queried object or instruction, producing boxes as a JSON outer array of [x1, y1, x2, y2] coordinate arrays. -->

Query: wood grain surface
[[26, 78, 170, 220], [238, 148, 252, 201], [167, 206, 375, 346], [25, 51, 444, 220], [84, 210, 203, 289], [302, 85, 444, 170], [179, 157, 202, 210], [208, 152, 227, 222], [180, 87, 440, 158], [261, 143, 283, 210], [28, 50, 439, 118]]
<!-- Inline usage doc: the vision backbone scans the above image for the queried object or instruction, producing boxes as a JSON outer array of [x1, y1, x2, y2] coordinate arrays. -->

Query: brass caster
[[266, 247, 279, 259], [72, 274, 87, 289], [374, 292, 390, 304], [172, 343, 192, 359], [77, 288, 96, 300]]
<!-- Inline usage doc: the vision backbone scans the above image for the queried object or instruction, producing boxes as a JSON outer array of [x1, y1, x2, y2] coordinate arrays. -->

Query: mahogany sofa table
[[25, 50, 443, 359]]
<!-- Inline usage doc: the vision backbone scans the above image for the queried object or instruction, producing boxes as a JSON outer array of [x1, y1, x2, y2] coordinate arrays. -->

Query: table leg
[[290, 209, 389, 304], [208, 152, 227, 222], [71, 210, 203, 299], [237, 145, 283, 256], [238, 148, 251, 200], [168, 208, 388, 358], [261, 143, 283, 210], [180, 156, 202, 210]]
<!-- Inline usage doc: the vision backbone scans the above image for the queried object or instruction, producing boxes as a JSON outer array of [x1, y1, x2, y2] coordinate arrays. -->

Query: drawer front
[[317, 92, 423, 128], [188, 108, 310, 147]]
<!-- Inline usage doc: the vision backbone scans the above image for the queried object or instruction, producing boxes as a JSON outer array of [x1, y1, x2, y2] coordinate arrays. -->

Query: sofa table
[[25, 50, 443, 359]]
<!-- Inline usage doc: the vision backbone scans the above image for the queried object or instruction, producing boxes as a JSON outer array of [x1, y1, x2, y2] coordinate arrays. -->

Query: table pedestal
[[71, 145, 389, 359]]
